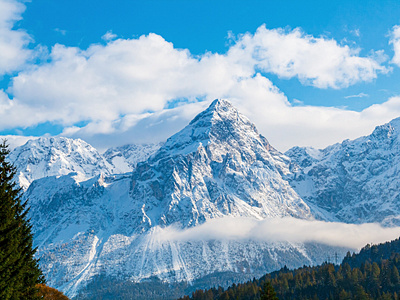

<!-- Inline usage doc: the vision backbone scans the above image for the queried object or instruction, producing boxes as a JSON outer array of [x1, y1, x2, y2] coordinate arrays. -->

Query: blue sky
[[2, 0, 400, 151]]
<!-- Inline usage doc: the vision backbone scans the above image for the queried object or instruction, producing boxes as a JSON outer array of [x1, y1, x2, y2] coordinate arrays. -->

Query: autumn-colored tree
[[37, 284, 70, 300]]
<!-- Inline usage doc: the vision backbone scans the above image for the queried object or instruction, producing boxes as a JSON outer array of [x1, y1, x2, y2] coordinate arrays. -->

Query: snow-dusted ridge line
[[8, 137, 113, 190], [7, 136, 162, 190]]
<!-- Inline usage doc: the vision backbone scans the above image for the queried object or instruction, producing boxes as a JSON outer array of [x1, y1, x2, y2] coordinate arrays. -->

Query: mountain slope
[[286, 118, 400, 225], [28, 172, 340, 299]]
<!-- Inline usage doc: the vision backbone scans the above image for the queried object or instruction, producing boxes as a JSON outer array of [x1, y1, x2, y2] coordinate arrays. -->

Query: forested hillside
[[180, 238, 400, 300]]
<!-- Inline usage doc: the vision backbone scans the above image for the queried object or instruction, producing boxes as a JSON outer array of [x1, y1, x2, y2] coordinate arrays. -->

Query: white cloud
[[344, 92, 369, 99], [152, 216, 400, 250], [351, 28, 360, 37], [0, 0, 32, 75], [292, 98, 304, 105], [221, 76, 400, 151], [228, 25, 388, 89], [54, 28, 67, 36], [61, 101, 210, 151], [8, 33, 252, 128], [390, 25, 400, 66], [101, 30, 117, 41]]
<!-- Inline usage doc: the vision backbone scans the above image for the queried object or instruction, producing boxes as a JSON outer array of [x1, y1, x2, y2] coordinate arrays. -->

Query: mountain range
[[6, 99, 400, 298]]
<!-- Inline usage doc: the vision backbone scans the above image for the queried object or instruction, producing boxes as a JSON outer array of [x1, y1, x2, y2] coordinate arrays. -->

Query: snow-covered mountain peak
[[162, 99, 272, 159], [188, 98, 242, 126], [20, 100, 367, 297], [21, 100, 321, 297], [9, 136, 113, 189], [12, 136, 100, 160], [188, 98, 235, 124], [128, 100, 311, 231], [26, 136, 85, 149]]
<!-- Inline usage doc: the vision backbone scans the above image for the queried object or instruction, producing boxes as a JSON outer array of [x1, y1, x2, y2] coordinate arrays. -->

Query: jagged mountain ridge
[[8, 137, 113, 190], [286, 117, 400, 225]]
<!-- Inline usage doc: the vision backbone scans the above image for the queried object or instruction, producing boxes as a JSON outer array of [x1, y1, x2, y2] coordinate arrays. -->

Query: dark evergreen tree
[[0, 140, 44, 299], [260, 281, 278, 300]]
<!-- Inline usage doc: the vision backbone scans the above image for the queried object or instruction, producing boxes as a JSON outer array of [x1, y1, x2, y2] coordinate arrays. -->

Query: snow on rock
[[27, 171, 338, 298]]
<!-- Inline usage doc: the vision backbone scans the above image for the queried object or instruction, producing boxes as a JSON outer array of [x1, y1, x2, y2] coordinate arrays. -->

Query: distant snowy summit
[[286, 116, 400, 225], [8, 137, 113, 190], [103, 142, 163, 173], [8, 136, 161, 190]]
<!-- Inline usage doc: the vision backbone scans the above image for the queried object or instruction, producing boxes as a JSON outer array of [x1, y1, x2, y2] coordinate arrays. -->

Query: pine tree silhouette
[[0, 140, 44, 299]]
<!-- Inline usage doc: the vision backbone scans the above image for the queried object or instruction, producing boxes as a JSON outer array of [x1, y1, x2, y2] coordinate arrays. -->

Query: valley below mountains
[[7, 99, 400, 298]]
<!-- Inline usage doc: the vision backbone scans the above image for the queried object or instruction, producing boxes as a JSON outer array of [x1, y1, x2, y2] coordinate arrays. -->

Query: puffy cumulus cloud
[[8, 33, 252, 128], [0, 89, 12, 109], [152, 216, 400, 250], [228, 25, 388, 89], [2, 25, 399, 151], [0, 0, 32, 75], [390, 25, 400, 66]]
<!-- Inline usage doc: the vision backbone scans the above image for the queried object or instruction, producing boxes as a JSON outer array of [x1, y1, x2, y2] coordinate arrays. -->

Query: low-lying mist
[[151, 217, 400, 249]]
